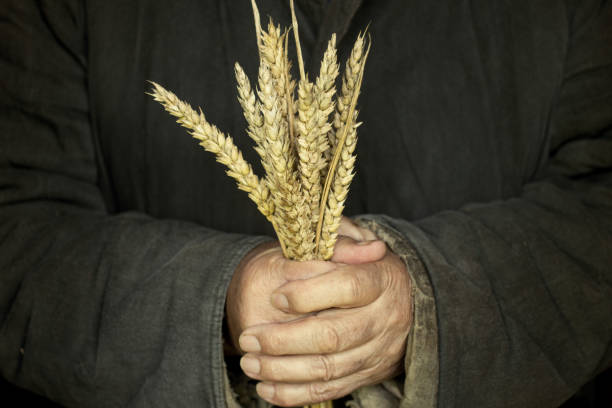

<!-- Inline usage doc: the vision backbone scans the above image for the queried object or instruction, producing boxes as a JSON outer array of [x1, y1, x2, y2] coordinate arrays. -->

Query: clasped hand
[[226, 219, 412, 406]]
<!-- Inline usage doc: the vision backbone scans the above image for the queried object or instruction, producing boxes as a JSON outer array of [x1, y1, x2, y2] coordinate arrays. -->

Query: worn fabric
[[357, 217, 438, 408], [1, 0, 611, 407]]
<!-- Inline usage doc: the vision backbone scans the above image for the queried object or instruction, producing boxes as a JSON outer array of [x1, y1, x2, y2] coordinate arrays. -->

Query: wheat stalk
[[290, 0, 306, 82]]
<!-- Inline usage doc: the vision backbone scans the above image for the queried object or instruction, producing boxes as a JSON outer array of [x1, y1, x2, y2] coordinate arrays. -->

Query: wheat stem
[[271, 218, 290, 258], [289, 0, 306, 81]]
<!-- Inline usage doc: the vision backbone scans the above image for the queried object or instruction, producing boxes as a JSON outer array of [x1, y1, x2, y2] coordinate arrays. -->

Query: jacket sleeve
[[363, 2, 612, 407], [0, 1, 269, 407]]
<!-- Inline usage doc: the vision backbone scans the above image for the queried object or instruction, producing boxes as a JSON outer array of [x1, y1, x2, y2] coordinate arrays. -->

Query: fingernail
[[239, 335, 261, 353], [357, 239, 379, 246], [257, 382, 275, 400], [240, 356, 261, 375], [271, 293, 289, 310]]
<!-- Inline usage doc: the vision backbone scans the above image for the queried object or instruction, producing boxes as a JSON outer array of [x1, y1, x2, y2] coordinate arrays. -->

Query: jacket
[[1, 0, 611, 406]]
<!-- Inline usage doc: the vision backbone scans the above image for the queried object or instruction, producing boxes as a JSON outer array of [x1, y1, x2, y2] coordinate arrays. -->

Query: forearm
[[361, 167, 612, 407], [0, 202, 268, 407]]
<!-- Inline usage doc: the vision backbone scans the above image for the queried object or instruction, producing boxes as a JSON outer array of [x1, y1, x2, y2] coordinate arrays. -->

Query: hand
[[238, 222, 413, 407], [225, 219, 386, 353]]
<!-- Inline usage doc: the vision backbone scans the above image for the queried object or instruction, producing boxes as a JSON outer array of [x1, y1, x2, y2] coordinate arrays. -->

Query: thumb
[[337, 216, 378, 241], [331, 235, 387, 264]]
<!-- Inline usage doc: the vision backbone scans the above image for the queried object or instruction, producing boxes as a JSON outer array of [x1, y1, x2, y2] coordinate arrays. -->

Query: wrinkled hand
[[225, 218, 386, 353], [235, 219, 413, 407]]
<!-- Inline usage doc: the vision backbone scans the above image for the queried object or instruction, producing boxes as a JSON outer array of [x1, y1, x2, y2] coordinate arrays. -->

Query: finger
[[254, 363, 400, 407], [331, 235, 387, 264], [240, 353, 355, 383], [271, 264, 385, 313], [337, 216, 378, 241], [240, 341, 372, 383], [239, 308, 377, 355], [281, 258, 337, 281]]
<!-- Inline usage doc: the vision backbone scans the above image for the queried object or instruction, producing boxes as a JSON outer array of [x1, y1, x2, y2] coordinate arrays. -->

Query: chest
[[87, 0, 567, 233]]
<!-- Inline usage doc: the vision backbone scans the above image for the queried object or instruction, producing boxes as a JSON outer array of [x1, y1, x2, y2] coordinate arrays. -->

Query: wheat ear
[[235, 63, 267, 162], [261, 23, 293, 121], [316, 34, 370, 258], [148, 81, 274, 220], [318, 119, 363, 259], [261, 23, 299, 174], [295, 34, 339, 238], [312, 35, 339, 230], [293, 78, 320, 258], [326, 33, 364, 160], [257, 59, 303, 258]]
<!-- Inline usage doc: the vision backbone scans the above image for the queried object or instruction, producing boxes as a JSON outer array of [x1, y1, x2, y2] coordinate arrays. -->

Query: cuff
[[355, 216, 439, 408]]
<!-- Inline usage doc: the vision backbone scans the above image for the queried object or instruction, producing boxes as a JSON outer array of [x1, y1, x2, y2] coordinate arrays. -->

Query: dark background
[[2, 367, 611, 407]]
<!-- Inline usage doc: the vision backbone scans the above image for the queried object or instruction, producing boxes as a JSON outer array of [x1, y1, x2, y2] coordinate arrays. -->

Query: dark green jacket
[[1, 0, 611, 407]]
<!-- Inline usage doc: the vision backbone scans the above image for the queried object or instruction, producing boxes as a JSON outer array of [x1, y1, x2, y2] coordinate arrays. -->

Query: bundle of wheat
[[149, 1, 369, 406]]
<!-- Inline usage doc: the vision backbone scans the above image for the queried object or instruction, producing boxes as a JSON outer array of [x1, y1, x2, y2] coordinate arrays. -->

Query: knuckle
[[262, 359, 281, 381], [309, 382, 336, 402], [317, 323, 340, 353], [386, 305, 410, 330], [312, 355, 335, 381], [383, 267, 397, 291], [265, 333, 285, 355], [345, 271, 363, 301], [289, 294, 309, 313], [385, 309, 401, 326], [268, 254, 286, 273], [274, 392, 294, 408]]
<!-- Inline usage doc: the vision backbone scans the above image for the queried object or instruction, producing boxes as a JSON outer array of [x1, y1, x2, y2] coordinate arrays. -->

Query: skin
[[226, 218, 413, 407]]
